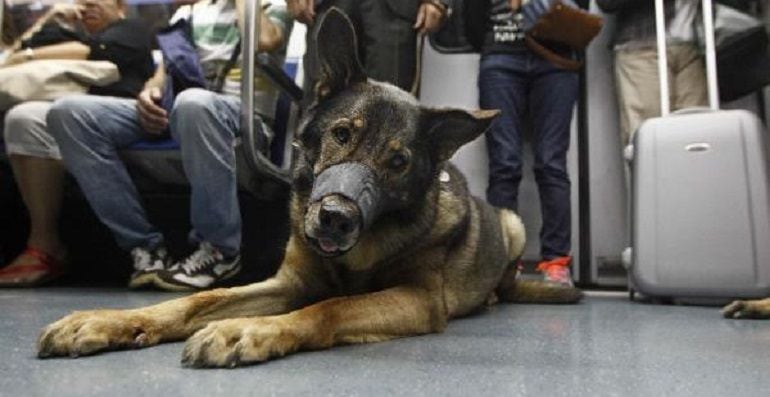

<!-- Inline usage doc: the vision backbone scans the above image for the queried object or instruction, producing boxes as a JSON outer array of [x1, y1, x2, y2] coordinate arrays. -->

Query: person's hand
[[509, 0, 522, 12], [287, 0, 316, 25], [48, 3, 84, 24], [136, 86, 168, 134], [414, 2, 446, 34], [2, 51, 26, 66]]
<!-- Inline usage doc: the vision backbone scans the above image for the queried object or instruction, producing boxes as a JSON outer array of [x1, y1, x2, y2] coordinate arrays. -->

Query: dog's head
[[295, 8, 498, 257]]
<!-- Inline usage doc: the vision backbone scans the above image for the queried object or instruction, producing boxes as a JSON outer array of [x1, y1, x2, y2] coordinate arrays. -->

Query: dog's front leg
[[38, 238, 328, 358], [182, 284, 446, 368]]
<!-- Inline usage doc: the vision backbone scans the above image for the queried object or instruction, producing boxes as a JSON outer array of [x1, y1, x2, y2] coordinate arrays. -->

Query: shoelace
[[131, 248, 151, 270], [180, 243, 221, 275], [132, 248, 167, 271]]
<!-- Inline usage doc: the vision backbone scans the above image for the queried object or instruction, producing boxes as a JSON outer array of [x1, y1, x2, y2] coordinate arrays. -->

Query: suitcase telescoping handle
[[654, 0, 720, 115]]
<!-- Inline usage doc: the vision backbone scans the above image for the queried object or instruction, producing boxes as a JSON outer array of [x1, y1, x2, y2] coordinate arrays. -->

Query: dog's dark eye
[[332, 127, 351, 145], [388, 152, 409, 170]]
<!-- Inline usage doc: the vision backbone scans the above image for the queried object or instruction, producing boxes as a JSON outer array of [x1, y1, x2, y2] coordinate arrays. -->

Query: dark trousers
[[478, 50, 578, 260], [305, 0, 418, 95]]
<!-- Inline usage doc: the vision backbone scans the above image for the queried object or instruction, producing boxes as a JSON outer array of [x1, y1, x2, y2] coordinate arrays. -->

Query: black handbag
[[697, 4, 770, 101], [716, 25, 770, 102]]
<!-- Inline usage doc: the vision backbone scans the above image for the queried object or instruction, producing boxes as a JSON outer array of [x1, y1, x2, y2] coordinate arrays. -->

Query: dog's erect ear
[[423, 108, 500, 162], [314, 8, 366, 100]]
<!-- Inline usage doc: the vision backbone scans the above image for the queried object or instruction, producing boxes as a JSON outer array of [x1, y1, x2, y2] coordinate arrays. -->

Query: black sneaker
[[154, 242, 241, 292], [128, 246, 170, 289]]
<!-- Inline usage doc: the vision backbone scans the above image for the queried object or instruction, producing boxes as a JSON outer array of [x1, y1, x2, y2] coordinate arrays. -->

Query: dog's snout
[[305, 194, 362, 256], [318, 197, 359, 238]]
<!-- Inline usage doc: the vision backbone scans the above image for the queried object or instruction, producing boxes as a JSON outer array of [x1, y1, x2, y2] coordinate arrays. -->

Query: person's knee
[[170, 89, 235, 144], [46, 96, 93, 141], [171, 88, 216, 119], [4, 103, 43, 142]]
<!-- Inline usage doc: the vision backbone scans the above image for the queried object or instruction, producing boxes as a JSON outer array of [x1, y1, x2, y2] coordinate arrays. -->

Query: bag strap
[[212, 39, 241, 93], [524, 36, 582, 71]]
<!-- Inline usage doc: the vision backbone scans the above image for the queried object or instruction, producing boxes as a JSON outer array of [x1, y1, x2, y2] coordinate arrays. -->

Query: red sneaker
[[535, 256, 574, 287], [0, 247, 67, 287]]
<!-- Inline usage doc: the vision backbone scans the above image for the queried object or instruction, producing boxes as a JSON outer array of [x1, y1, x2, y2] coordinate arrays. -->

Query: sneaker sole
[[152, 262, 242, 292], [128, 272, 160, 290]]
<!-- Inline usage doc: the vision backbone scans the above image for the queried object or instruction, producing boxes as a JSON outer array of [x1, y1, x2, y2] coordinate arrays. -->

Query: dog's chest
[[326, 260, 396, 294]]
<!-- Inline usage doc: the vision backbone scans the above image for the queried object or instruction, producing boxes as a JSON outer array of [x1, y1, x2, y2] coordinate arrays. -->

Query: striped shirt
[[170, 0, 292, 119]]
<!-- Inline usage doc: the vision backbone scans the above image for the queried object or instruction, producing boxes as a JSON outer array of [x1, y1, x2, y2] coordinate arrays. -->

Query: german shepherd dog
[[37, 9, 582, 368]]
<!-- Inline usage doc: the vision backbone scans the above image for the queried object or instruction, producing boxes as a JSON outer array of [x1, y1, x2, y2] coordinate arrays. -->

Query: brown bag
[[524, 1, 604, 70]]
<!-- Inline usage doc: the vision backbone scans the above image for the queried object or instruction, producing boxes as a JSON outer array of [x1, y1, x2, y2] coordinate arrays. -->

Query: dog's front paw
[[182, 318, 302, 368], [38, 310, 157, 358], [722, 299, 770, 319]]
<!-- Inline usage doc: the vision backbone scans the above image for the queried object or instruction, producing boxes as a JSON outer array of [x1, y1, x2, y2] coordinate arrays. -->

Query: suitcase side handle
[[655, 0, 720, 115]]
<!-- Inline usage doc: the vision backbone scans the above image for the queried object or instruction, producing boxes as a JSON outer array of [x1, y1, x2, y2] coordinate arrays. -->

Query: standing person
[[287, 0, 451, 93], [469, 0, 587, 287], [46, 0, 292, 291], [0, 0, 154, 286], [597, 0, 708, 145]]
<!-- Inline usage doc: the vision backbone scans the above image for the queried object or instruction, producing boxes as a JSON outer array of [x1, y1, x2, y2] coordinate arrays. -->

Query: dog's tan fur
[[722, 298, 770, 319], [37, 10, 582, 368]]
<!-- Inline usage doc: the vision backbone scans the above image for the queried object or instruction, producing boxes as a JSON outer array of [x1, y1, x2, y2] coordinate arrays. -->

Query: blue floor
[[1, 288, 768, 396]]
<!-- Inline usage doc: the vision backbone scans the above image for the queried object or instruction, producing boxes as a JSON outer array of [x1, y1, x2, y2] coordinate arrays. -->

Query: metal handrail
[[239, 0, 293, 185], [1, 1, 5, 51]]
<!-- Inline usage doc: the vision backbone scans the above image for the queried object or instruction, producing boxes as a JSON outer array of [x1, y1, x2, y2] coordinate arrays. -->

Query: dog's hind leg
[[722, 298, 770, 319], [495, 268, 583, 304], [38, 238, 327, 359], [498, 209, 526, 263], [495, 208, 582, 304]]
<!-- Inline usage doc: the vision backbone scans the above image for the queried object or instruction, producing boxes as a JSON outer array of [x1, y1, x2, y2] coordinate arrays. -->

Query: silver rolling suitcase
[[624, 0, 770, 302]]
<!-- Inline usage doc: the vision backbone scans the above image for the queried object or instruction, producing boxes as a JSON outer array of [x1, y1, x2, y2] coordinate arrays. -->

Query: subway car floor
[[1, 288, 768, 396]]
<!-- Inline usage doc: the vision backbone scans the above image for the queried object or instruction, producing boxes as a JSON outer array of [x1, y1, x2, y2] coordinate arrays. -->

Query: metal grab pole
[[701, 0, 720, 110], [1, 0, 5, 51], [241, 0, 262, 142], [655, 0, 670, 116]]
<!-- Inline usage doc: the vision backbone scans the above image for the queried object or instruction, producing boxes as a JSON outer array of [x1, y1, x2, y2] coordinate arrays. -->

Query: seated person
[[46, 0, 292, 291], [0, 0, 154, 286]]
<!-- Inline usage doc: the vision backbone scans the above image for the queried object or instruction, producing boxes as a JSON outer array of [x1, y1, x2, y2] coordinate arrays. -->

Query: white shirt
[[668, 0, 699, 43]]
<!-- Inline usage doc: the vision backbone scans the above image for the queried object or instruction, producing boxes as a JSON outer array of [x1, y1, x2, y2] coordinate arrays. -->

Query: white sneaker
[[154, 242, 241, 292], [128, 246, 170, 289]]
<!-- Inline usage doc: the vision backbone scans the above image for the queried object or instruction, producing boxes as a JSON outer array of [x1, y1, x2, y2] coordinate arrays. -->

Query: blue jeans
[[478, 51, 579, 260], [47, 88, 241, 256]]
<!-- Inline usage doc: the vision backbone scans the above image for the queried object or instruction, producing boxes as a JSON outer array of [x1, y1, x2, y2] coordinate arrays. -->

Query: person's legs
[[529, 57, 578, 260], [0, 102, 67, 285], [357, 0, 417, 91], [48, 95, 163, 251], [614, 47, 661, 146], [477, 52, 528, 211], [529, 53, 579, 285], [155, 89, 242, 291], [48, 95, 169, 288], [170, 89, 241, 256], [670, 43, 707, 111]]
